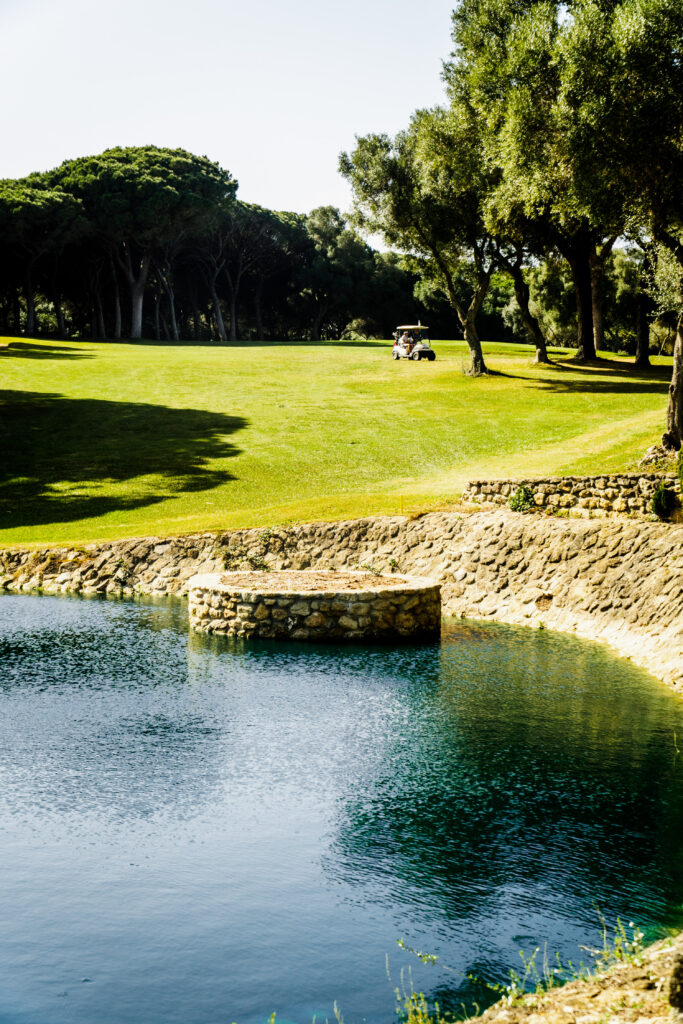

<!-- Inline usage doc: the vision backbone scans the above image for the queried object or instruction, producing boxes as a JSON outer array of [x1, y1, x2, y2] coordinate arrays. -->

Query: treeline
[[0, 147, 430, 343], [2, 146, 506, 344], [341, 0, 683, 447], [0, 145, 670, 353]]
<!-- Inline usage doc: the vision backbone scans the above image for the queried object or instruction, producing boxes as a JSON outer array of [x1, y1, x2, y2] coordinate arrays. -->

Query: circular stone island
[[188, 570, 441, 641]]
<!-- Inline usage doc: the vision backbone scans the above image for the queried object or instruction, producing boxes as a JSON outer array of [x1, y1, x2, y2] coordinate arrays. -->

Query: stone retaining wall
[[188, 571, 441, 640], [463, 473, 681, 516], [1, 510, 681, 692]]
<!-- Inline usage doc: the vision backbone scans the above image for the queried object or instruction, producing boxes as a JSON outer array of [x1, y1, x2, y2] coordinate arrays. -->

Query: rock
[[669, 953, 683, 1010], [305, 612, 326, 628]]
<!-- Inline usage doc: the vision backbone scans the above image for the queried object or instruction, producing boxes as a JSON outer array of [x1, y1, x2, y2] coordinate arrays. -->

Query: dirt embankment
[[469, 933, 683, 1024]]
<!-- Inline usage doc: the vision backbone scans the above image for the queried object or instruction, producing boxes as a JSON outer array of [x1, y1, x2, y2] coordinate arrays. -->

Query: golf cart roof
[[396, 324, 429, 330]]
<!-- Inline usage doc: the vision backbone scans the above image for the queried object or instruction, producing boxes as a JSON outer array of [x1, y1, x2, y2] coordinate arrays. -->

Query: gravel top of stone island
[[221, 571, 432, 591], [190, 570, 438, 594]]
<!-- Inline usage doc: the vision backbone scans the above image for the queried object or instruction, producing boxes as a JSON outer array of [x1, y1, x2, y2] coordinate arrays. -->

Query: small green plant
[[470, 946, 580, 1007], [509, 484, 535, 512], [397, 916, 644, 1020], [585, 915, 645, 970], [650, 482, 676, 519], [397, 990, 454, 1024], [390, 954, 456, 1024], [397, 939, 438, 965], [360, 562, 383, 576], [388, 558, 403, 574]]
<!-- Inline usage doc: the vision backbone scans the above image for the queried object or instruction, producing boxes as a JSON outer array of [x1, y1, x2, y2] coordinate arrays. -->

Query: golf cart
[[392, 324, 436, 361]]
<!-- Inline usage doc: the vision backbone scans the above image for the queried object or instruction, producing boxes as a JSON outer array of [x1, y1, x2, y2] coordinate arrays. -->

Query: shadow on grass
[[486, 357, 671, 395], [0, 341, 92, 360], [0, 390, 246, 529], [532, 360, 671, 395], [120, 338, 392, 350]]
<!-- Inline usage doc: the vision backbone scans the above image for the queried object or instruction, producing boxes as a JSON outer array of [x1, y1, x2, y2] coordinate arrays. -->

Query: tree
[[555, 0, 683, 443], [0, 180, 86, 336], [341, 103, 498, 374], [494, 241, 550, 362], [447, 0, 624, 363], [297, 207, 375, 340], [43, 146, 236, 339]]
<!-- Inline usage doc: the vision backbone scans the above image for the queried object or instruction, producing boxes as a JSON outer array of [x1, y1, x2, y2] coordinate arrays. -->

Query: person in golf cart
[[392, 324, 436, 360], [399, 329, 414, 353]]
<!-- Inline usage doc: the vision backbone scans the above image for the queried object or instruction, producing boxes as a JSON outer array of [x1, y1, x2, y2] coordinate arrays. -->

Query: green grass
[[0, 337, 672, 546]]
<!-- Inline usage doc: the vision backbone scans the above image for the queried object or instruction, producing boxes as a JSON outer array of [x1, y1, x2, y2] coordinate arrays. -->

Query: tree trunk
[[463, 272, 490, 375], [130, 278, 146, 340], [223, 268, 242, 341], [154, 287, 161, 341], [590, 254, 605, 354], [436, 256, 488, 374], [210, 282, 227, 342], [311, 305, 326, 342], [589, 238, 615, 355], [167, 285, 180, 342], [254, 279, 264, 341], [53, 292, 66, 338], [95, 291, 106, 339], [109, 258, 122, 340], [228, 295, 237, 341], [463, 313, 487, 374], [567, 247, 596, 360], [24, 268, 35, 337], [634, 293, 651, 369], [510, 263, 549, 363], [12, 291, 21, 335], [117, 247, 151, 340], [157, 260, 180, 341], [662, 314, 683, 449]]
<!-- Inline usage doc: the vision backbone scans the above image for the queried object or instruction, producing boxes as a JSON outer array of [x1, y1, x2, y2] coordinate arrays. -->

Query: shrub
[[651, 482, 676, 520], [509, 484, 535, 512]]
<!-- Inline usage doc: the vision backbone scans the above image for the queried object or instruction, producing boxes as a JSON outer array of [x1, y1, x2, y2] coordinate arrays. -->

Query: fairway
[[0, 337, 672, 546]]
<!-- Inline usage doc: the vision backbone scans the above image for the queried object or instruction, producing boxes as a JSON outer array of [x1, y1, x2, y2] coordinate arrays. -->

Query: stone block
[[395, 612, 415, 630], [288, 600, 311, 616], [305, 612, 327, 628]]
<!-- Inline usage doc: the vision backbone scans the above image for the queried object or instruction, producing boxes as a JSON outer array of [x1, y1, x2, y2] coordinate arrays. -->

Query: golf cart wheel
[[428, 352, 436, 361], [411, 350, 421, 360], [392, 349, 400, 359]]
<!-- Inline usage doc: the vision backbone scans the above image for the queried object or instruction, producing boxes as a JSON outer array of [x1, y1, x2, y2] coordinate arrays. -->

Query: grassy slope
[[0, 337, 672, 546]]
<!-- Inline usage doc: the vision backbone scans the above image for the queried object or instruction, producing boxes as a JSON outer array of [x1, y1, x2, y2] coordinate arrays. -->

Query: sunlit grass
[[0, 337, 671, 546]]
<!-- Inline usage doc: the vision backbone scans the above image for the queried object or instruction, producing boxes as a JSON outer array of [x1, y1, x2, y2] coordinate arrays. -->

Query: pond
[[1, 593, 682, 1024]]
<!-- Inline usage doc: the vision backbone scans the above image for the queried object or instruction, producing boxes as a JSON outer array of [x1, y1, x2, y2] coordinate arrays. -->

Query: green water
[[0, 593, 681, 1024]]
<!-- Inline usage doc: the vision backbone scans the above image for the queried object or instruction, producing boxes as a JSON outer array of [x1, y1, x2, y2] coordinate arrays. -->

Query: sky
[[1, 0, 454, 217]]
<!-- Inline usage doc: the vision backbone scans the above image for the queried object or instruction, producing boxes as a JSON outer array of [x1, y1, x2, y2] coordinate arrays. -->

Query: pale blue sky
[[1, 0, 454, 215]]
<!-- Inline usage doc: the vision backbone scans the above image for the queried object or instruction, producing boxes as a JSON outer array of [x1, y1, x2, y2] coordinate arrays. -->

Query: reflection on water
[[0, 593, 682, 1024]]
